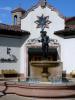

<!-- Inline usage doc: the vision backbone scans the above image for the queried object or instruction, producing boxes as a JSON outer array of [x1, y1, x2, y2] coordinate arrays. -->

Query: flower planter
[[4, 74, 18, 78]]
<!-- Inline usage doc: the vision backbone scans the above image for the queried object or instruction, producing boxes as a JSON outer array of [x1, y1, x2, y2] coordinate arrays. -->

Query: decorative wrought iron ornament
[[35, 14, 51, 31]]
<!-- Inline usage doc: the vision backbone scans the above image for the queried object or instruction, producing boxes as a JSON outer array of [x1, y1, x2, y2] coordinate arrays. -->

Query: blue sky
[[0, 0, 75, 25]]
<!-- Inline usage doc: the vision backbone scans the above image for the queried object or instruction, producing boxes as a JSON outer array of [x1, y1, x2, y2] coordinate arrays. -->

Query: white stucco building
[[0, 0, 75, 78]]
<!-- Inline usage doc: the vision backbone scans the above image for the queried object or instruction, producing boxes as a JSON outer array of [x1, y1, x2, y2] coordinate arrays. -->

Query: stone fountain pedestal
[[30, 60, 63, 82], [42, 72, 49, 82]]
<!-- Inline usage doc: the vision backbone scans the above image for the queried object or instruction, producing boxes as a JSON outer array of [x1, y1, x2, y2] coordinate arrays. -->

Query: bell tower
[[11, 7, 26, 25]]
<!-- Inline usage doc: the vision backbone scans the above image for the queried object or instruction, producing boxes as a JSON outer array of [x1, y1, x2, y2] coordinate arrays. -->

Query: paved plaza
[[0, 94, 75, 100]]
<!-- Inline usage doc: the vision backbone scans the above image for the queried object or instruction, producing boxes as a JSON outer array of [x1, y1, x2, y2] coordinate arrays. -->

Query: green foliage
[[66, 21, 75, 25]]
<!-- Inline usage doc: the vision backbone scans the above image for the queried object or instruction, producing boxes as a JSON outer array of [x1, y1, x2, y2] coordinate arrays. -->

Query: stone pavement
[[0, 94, 75, 100]]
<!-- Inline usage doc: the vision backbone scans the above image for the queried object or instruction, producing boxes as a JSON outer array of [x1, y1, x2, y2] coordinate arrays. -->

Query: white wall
[[0, 37, 21, 73], [21, 6, 65, 39], [61, 38, 75, 73]]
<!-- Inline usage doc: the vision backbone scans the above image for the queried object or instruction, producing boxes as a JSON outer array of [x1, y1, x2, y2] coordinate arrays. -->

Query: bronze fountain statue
[[40, 30, 50, 59]]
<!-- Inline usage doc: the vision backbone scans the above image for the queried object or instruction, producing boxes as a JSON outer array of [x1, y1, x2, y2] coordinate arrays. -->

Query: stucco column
[[25, 46, 29, 79], [57, 45, 61, 60]]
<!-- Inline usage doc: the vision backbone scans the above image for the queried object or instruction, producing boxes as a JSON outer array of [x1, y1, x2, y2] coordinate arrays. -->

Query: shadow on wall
[[0, 35, 29, 47]]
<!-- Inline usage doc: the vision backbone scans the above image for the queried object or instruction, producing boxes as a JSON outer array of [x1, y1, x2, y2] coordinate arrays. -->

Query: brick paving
[[0, 81, 75, 98], [0, 94, 75, 100]]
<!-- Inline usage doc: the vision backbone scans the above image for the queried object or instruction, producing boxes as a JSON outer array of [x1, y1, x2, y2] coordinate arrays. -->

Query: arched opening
[[14, 15, 17, 25]]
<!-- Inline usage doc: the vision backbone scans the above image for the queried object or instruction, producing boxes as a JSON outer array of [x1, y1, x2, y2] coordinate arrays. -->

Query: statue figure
[[40, 30, 50, 59]]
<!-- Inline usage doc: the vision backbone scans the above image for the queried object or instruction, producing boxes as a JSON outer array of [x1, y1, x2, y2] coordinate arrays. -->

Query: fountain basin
[[30, 60, 62, 82], [1, 81, 75, 98], [30, 60, 62, 67]]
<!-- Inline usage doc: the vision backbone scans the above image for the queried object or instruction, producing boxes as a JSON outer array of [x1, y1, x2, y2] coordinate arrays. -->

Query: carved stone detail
[[26, 38, 59, 46]]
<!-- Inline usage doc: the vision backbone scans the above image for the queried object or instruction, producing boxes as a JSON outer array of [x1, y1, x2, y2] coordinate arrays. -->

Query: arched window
[[14, 15, 17, 25]]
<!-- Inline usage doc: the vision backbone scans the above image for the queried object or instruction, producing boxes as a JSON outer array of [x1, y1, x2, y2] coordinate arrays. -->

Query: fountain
[[30, 60, 62, 82], [30, 30, 62, 82]]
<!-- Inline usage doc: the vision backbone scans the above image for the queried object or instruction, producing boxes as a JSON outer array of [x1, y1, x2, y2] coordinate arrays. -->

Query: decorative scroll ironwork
[[26, 38, 58, 45]]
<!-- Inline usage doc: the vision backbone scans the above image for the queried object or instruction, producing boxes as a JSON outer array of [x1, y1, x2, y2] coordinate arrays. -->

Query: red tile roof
[[54, 17, 75, 38], [65, 17, 75, 22], [0, 24, 23, 32], [0, 23, 30, 36], [54, 25, 75, 38], [66, 25, 75, 30], [11, 7, 26, 13]]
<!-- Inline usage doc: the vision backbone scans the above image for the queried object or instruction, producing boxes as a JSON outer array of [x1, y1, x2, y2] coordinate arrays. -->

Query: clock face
[[35, 14, 51, 30]]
